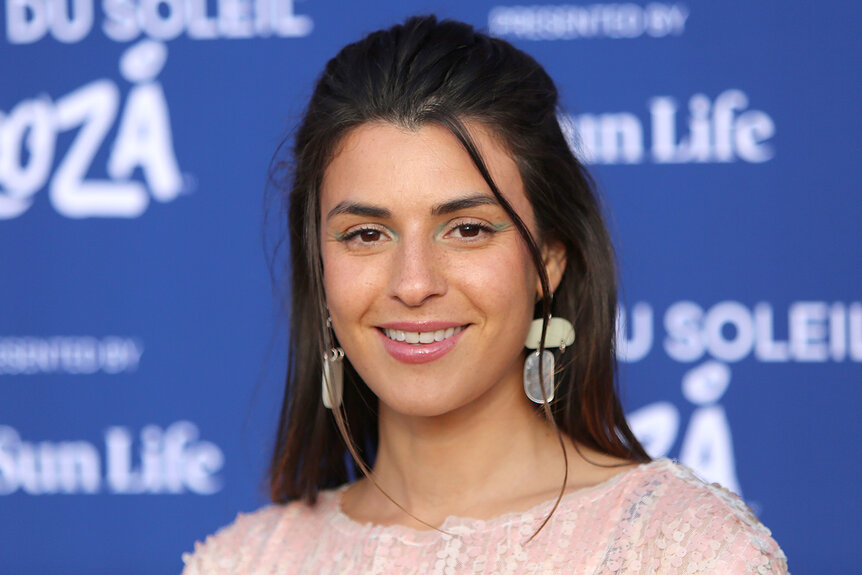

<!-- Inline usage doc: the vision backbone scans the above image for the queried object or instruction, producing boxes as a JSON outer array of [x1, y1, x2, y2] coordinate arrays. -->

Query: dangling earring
[[523, 316, 575, 404], [322, 316, 344, 409]]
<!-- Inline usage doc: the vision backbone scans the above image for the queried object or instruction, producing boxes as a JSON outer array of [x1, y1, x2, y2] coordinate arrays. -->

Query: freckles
[[456, 253, 533, 307], [324, 254, 387, 312]]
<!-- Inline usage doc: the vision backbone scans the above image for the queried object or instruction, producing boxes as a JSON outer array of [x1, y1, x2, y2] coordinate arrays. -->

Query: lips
[[376, 322, 467, 364]]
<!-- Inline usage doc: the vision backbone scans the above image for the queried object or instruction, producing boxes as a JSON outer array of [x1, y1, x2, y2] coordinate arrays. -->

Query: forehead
[[320, 121, 532, 221]]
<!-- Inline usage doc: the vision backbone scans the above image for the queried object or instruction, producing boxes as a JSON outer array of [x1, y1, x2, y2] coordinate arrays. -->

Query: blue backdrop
[[1, 1, 859, 573]]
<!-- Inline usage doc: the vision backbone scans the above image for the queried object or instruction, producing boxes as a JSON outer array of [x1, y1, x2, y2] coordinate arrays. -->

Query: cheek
[[455, 242, 537, 317], [321, 248, 384, 324]]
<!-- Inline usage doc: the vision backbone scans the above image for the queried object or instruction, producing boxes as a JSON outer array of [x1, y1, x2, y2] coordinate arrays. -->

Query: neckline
[[327, 458, 669, 543]]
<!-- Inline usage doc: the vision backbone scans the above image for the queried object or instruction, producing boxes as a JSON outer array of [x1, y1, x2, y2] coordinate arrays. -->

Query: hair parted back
[[269, 14, 648, 505]]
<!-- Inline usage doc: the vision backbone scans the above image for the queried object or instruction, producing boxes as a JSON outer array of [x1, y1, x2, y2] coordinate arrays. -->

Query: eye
[[446, 220, 496, 241], [356, 229, 382, 242], [339, 224, 390, 246], [455, 224, 484, 238]]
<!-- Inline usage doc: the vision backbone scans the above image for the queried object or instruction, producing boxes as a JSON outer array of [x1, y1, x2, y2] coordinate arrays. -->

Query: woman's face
[[320, 121, 560, 418]]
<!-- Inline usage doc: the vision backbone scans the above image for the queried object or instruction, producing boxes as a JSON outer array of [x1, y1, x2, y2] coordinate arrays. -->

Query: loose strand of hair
[[432, 112, 573, 543], [315, 160, 452, 532], [328, 368, 454, 535]]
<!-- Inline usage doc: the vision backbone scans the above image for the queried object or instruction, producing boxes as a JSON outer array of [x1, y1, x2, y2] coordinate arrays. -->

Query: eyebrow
[[431, 194, 499, 216], [326, 202, 390, 220], [326, 193, 499, 221]]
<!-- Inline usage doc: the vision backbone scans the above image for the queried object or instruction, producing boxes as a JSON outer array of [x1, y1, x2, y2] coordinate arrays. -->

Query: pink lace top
[[181, 459, 788, 574]]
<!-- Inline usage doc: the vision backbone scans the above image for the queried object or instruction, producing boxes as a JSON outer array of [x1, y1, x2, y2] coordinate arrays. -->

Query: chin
[[377, 390, 475, 419]]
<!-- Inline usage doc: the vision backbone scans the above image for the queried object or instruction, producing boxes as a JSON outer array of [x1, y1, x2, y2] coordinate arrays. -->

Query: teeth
[[384, 326, 463, 344]]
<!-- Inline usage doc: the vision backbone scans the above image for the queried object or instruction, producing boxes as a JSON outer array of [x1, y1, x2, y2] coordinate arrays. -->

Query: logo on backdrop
[[559, 89, 776, 165], [489, 3, 689, 40], [4, 0, 313, 43], [0, 421, 224, 495], [617, 300, 862, 364], [0, 336, 143, 375], [2, 0, 313, 217], [619, 300, 861, 495], [628, 361, 741, 495], [0, 39, 190, 219]]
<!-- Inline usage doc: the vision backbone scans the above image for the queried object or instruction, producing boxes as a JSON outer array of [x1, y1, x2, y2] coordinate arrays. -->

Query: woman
[[183, 15, 787, 574]]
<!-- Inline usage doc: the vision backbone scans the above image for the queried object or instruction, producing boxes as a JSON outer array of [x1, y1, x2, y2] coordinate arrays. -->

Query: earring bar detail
[[524, 317, 575, 350]]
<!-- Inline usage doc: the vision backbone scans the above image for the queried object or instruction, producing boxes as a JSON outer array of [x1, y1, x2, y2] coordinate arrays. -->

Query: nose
[[387, 235, 447, 307]]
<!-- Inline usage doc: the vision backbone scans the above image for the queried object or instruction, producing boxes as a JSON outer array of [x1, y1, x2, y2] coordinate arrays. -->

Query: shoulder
[[180, 491, 341, 575], [617, 459, 789, 574], [180, 506, 288, 575]]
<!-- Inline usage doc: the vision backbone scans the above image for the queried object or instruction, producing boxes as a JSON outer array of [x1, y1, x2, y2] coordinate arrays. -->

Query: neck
[[354, 380, 568, 527]]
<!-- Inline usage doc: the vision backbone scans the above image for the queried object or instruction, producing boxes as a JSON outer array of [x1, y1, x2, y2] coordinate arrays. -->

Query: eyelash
[[446, 221, 495, 240], [340, 225, 388, 243], [338, 220, 496, 246]]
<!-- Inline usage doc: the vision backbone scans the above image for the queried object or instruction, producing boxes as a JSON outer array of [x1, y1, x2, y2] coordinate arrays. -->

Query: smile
[[382, 326, 465, 344], [376, 323, 468, 364]]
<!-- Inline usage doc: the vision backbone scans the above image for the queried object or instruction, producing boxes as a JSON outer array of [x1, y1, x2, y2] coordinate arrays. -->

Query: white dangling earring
[[322, 316, 344, 409], [523, 316, 575, 404], [321, 347, 344, 409]]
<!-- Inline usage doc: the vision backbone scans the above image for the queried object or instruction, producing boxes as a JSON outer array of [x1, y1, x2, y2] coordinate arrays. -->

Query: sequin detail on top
[[181, 459, 788, 575]]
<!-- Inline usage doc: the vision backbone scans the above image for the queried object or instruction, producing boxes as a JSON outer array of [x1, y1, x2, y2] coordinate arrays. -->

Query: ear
[[537, 239, 567, 298]]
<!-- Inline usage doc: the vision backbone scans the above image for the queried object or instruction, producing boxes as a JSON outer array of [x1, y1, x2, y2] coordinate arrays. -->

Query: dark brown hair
[[268, 15, 648, 504]]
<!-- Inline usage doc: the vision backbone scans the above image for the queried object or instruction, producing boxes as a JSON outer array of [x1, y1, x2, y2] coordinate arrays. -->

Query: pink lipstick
[[376, 322, 467, 364]]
